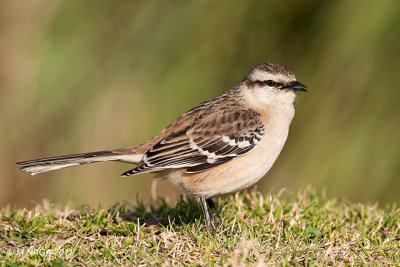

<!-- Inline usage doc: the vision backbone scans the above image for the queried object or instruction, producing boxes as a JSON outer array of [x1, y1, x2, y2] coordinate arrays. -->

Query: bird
[[16, 62, 307, 236]]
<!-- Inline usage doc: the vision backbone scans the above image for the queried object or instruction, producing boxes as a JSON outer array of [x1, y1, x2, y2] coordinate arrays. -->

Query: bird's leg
[[206, 199, 223, 227], [200, 197, 214, 236]]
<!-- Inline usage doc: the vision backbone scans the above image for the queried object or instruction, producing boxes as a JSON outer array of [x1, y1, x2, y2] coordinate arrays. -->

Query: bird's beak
[[282, 81, 308, 92]]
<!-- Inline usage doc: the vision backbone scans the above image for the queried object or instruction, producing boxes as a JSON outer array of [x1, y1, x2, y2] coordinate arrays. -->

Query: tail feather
[[16, 149, 142, 175]]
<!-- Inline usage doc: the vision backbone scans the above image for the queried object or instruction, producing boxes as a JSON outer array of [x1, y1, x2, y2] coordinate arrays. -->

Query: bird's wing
[[121, 108, 264, 176]]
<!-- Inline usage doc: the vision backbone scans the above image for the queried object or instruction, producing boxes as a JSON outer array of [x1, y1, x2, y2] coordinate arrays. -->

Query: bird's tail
[[16, 148, 143, 175]]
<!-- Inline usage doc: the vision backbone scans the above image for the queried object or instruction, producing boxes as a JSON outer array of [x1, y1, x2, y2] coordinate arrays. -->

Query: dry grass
[[1, 187, 399, 266]]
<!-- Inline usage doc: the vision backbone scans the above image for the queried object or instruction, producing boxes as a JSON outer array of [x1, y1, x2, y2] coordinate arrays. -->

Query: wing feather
[[121, 109, 264, 176]]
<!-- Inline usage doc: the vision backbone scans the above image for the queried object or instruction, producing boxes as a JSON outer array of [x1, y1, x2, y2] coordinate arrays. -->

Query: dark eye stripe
[[249, 80, 283, 88]]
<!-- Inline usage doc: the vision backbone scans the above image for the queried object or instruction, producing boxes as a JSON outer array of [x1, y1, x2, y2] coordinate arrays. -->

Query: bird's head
[[242, 62, 307, 108], [245, 62, 307, 93]]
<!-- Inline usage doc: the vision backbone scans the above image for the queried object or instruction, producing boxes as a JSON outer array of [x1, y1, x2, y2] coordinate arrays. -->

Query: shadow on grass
[[73, 196, 205, 232], [120, 196, 204, 226]]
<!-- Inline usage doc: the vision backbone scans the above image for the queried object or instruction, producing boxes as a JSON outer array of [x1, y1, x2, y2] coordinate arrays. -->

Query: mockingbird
[[17, 62, 307, 236]]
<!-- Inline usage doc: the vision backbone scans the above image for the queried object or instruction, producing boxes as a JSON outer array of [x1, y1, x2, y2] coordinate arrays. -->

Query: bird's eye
[[264, 80, 275, 87]]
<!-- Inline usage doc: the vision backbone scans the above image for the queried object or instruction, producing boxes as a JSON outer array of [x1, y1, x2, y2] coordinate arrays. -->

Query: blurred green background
[[1, 0, 399, 208]]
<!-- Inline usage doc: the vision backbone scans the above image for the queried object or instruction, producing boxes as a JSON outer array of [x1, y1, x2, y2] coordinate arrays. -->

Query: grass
[[1, 187, 399, 266]]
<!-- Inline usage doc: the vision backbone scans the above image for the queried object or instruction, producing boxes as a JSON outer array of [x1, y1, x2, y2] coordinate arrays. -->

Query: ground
[[1, 187, 399, 266]]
